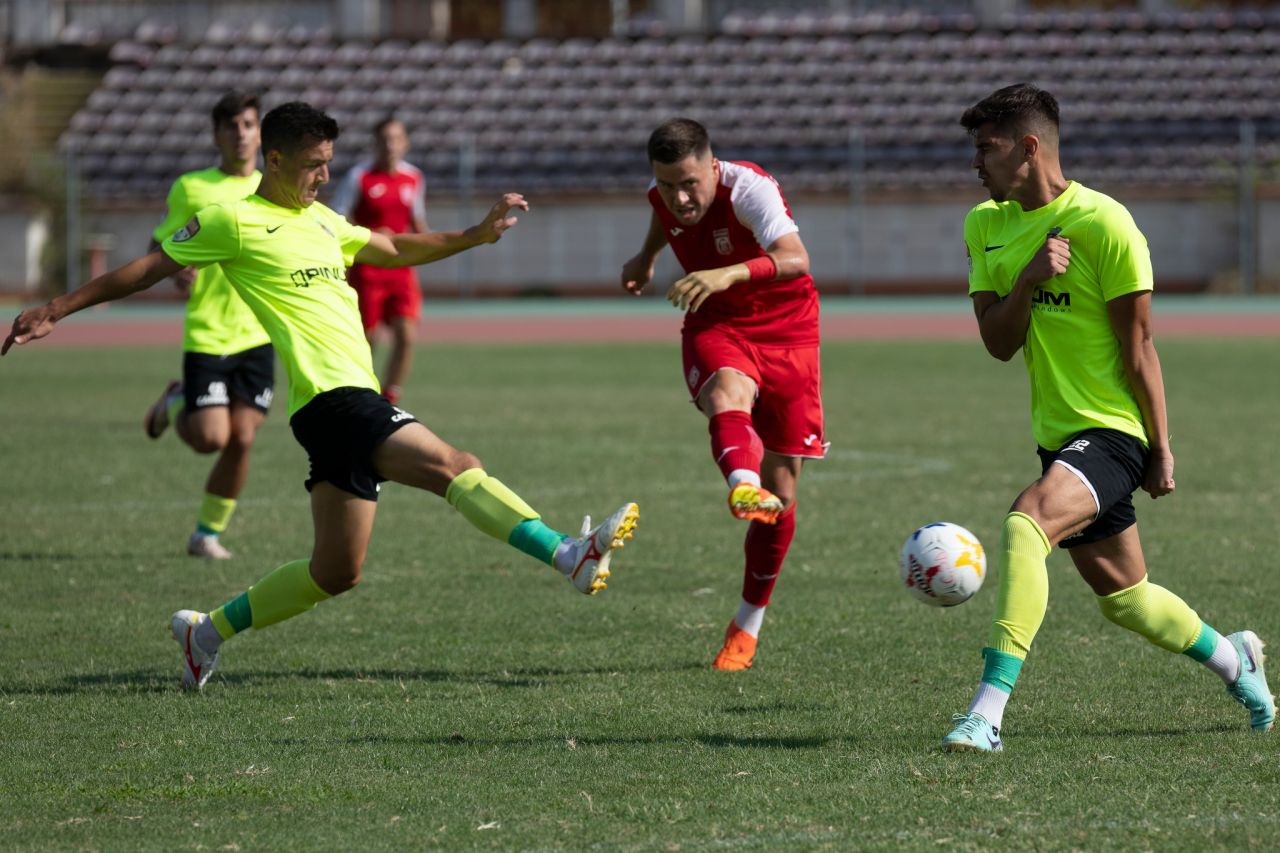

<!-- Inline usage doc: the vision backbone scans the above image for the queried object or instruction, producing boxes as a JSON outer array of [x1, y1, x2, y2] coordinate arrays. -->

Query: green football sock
[[445, 468, 566, 566], [988, 511, 1052, 660], [166, 394, 185, 427], [1097, 576, 1202, 654], [208, 560, 331, 640], [196, 493, 236, 536]]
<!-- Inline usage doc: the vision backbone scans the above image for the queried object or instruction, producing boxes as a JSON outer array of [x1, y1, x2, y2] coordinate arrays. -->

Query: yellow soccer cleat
[[728, 483, 783, 524]]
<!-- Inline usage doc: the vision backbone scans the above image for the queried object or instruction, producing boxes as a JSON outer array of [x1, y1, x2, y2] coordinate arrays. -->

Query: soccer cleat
[[712, 620, 758, 671], [559, 502, 640, 595], [728, 483, 783, 524], [941, 712, 1003, 753], [1226, 630, 1275, 732], [144, 379, 183, 439], [188, 532, 233, 560], [170, 609, 220, 691]]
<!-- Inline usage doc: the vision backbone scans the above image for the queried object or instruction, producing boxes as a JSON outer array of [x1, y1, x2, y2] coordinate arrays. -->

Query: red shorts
[[682, 326, 827, 458], [349, 266, 421, 331]]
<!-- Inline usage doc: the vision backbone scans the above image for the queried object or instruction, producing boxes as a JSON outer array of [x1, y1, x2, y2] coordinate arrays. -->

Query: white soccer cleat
[[188, 532, 233, 560], [558, 502, 640, 595], [170, 609, 220, 691], [144, 379, 182, 439]]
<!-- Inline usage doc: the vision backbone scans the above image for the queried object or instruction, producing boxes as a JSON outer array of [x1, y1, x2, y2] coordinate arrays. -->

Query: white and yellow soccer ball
[[899, 522, 986, 607]]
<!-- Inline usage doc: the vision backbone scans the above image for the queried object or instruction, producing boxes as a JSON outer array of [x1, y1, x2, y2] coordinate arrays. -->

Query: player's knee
[[188, 432, 228, 454], [317, 561, 363, 595]]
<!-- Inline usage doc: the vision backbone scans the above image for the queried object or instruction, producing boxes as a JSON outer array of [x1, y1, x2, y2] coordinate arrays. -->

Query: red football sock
[[709, 410, 763, 482], [741, 504, 796, 606]]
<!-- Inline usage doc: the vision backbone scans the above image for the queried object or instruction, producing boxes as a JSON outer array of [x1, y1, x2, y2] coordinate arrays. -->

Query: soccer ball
[[899, 522, 986, 607]]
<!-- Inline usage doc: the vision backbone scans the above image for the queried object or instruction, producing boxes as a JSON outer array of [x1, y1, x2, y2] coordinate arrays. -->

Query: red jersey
[[332, 159, 426, 287], [648, 160, 819, 346]]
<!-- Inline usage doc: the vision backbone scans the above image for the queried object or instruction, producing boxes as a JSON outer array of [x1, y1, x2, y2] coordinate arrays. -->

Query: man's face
[[652, 151, 719, 226], [267, 138, 333, 208], [375, 121, 409, 165], [970, 122, 1028, 203], [213, 108, 260, 166]]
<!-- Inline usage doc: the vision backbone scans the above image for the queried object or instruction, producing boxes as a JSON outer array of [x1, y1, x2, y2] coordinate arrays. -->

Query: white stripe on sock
[[728, 469, 761, 489]]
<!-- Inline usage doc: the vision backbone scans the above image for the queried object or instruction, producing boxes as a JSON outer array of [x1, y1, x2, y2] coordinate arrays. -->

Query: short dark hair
[[211, 90, 260, 130], [260, 102, 340, 155], [960, 83, 1060, 140], [648, 118, 711, 164], [374, 115, 404, 136]]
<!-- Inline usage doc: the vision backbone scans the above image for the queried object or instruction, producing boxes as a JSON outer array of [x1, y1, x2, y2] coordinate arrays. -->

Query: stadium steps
[[0, 66, 102, 191]]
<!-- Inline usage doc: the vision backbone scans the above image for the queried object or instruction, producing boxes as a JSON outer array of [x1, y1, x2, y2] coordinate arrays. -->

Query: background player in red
[[331, 116, 427, 405], [620, 118, 826, 671]]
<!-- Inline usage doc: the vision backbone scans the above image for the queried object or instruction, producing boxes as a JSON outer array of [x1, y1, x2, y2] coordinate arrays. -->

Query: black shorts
[[289, 387, 418, 501], [1037, 428, 1148, 549], [183, 344, 275, 413]]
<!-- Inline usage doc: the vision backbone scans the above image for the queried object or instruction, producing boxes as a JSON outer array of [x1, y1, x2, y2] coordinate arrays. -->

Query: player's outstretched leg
[[556, 503, 641, 595], [144, 379, 183, 439]]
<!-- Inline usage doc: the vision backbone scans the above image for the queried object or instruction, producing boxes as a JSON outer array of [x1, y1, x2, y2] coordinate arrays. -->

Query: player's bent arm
[[668, 233, 810, 312], [354, 193, 527, 268], [3, 250, 183, 354], [1108, 291, 1174, 495], [971, 289, 1031, 362], [621, 212, 667, 294]]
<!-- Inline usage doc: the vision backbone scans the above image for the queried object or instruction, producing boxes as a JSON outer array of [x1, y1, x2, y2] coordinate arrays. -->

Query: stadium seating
[[60, 6, 1280, 198]]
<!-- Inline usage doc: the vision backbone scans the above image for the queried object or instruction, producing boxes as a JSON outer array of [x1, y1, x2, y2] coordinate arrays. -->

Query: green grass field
[[2, 338, 1278, 850]]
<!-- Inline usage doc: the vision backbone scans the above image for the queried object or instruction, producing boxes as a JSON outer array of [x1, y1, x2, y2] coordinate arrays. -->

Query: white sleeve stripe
[[725, 164, 798, 249]]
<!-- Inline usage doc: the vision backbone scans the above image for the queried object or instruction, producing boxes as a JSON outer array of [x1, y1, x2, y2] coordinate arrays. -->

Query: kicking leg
[[372, 421, 638, 595], [698, 370, 781, 524], [1078, 527, 1275, 732]]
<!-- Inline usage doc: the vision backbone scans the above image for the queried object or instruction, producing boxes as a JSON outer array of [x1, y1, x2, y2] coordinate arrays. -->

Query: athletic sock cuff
[[980, 647, 1024, 693], [1183, 621, 1220, 662]]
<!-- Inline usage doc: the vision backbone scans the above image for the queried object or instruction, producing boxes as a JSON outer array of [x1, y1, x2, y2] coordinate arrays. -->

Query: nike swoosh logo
[[984, 245, 1004, 252], [1244, 646, 1258, 673], [266, 225, 283, 233]]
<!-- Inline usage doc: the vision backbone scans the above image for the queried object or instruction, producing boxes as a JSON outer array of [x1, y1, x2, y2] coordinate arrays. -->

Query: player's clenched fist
[[1018, 235, 1071, 287]]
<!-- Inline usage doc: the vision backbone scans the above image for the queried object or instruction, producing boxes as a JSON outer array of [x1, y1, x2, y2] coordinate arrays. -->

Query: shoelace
[[949, 713, 987, 739]]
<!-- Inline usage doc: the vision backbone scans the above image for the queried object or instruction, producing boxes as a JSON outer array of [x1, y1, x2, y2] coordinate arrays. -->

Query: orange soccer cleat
[[712, 620, 758, 671]]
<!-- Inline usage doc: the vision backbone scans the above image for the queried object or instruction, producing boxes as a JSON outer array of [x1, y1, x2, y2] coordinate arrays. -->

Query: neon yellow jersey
[[152, 168, 269, 354], [161, 195, 376, 415], [965, 181, 1154, 450]]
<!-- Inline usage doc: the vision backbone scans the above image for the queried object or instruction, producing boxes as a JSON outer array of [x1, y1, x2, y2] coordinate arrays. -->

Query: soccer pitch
[[2, 337, 1277, 850]]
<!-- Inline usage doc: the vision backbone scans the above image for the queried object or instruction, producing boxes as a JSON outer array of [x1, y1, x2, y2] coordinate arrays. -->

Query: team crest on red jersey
[[713, 228, 733, 255]]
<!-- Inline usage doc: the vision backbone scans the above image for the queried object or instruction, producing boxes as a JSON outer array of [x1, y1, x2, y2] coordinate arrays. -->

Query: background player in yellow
[[942, 84, 1273, 752], [145, 90, 270, 560], [4, 102, 639, 690]]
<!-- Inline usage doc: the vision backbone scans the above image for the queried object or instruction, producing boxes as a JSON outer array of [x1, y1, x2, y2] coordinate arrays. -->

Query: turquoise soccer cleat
[[1226, 630, 1275, 732], [941, 712, 1003, 753]]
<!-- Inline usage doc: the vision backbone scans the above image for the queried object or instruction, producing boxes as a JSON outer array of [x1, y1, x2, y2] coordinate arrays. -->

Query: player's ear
[[1021, 134, 1039, 160]]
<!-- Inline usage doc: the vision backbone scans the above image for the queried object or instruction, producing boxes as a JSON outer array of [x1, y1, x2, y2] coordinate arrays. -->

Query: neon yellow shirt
[[161, 195, 375, 415], [965, 181, 1154, 450], [152, 168, 269, 354]]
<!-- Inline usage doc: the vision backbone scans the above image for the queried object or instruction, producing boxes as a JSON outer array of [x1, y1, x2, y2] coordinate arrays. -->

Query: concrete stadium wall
[[7, 192, 1274, 296]]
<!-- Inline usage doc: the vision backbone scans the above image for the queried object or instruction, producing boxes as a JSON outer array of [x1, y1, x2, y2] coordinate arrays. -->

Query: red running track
[[8, 309, 1279, 348]]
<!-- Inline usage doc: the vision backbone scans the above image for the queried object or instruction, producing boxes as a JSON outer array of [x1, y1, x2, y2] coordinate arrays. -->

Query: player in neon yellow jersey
[[5, 102, 639, 690], [942, 84, 1272, 752], [144, 91, 271, 561]]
